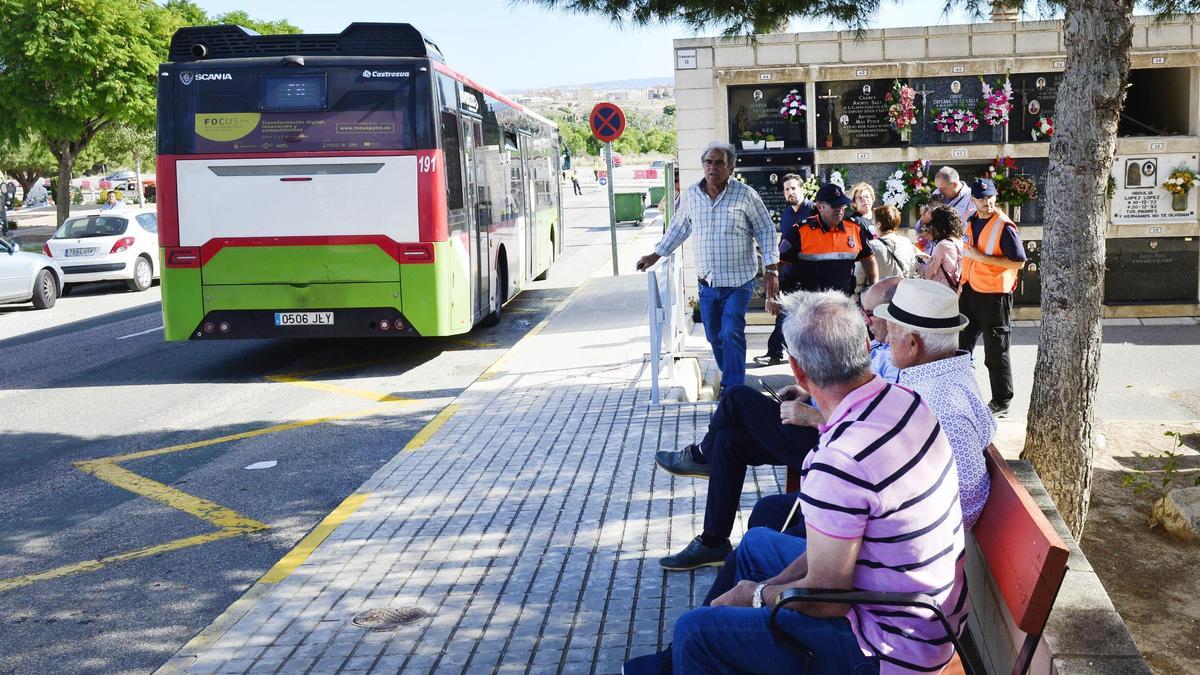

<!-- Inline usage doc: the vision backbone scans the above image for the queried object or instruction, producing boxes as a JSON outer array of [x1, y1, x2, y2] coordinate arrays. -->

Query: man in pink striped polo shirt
[[624, 290, 967, 675]]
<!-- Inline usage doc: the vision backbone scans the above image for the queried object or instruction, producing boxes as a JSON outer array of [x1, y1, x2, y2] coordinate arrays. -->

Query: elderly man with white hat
[[741, 277, 995, 544], [875, 277, 995, 528]]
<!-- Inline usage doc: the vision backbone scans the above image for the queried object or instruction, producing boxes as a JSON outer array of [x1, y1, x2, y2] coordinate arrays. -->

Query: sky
[[191, 1, 1057, 92]]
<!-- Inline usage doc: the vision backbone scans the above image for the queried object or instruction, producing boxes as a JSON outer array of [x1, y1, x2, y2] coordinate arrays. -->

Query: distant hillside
[[510, 76, 673, 93]]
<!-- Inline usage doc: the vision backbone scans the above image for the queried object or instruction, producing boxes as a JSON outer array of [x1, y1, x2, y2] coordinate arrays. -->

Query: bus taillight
[[167, 247, 201, 268]]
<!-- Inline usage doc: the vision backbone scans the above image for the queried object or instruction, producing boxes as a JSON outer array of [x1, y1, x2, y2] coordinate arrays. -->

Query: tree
[[0, 135, 55, 196], [663, 104, 676, 116], [0, 0, 169, 225], [163, 1, 302, 34], [526, 0, 1182, 537], [210, 9, 301, 35]]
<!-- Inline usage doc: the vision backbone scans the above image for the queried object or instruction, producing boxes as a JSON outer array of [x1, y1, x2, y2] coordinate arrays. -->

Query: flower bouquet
[[800, 174, 821, 201], [980, 76, 1013, 127], [1163, 167, 1198, 210], [885, 80, 917, 142], [1032, 116, 1054, 141], [880, 160, 933, 216], [933, 108, 980, 137], [989, 156, 1037, 221], [779, 89, 806, 124]]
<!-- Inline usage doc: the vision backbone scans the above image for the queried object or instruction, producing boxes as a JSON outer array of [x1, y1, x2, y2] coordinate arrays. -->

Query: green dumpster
[[649, 185, 666, 206], [614, 191, 645, 223]]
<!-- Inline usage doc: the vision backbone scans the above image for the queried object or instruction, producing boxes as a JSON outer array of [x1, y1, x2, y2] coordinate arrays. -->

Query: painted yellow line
[[403, 403, 460, 452], [258, 493, 371, 584], [266, 374, 413, 404], [103, 406, 395, 464], [0, 529, 246, 594], [74, 460, 269, 531]]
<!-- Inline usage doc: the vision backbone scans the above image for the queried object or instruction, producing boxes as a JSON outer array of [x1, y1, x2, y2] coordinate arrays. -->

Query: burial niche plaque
[[728, 84, 809, 150], [814, 79, 898, 149]]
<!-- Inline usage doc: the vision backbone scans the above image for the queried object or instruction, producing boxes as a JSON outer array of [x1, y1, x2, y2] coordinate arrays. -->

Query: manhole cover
[[351, 607, 431, 632]]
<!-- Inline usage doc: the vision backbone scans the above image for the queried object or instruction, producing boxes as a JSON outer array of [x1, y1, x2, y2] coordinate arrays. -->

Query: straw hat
[[873, 278, 970, 334]]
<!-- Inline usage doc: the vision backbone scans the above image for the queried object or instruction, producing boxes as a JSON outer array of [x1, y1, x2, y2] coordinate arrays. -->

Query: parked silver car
[[0, 238, 63, 309]]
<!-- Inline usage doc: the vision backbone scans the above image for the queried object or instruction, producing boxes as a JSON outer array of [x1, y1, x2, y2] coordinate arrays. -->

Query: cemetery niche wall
[[681, 17, 1200, 314]]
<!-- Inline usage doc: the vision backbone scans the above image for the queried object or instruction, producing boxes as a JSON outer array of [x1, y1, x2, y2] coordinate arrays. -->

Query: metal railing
[[647, 250, 687, 405]]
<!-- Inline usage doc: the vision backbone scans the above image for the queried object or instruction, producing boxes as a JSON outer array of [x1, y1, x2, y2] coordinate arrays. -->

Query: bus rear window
[[166, 66, 421, 153], [261, 75, 326, 110]]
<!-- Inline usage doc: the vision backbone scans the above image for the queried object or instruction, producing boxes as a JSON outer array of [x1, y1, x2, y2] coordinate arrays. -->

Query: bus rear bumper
[[186, 308, 420, 339]]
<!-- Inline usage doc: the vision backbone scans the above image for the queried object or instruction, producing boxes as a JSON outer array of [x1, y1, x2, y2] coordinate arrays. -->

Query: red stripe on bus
[[195, 236, 435, 266], [431, 62, 546, 123]]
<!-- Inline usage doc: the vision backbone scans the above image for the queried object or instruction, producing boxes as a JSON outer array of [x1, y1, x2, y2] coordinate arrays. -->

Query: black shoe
[[655, 444, 709, 479], [752, 354, 785, 367], [988, 400, 1010, 418], [659, 536, 731, 571], [623, 644, 673, 674]]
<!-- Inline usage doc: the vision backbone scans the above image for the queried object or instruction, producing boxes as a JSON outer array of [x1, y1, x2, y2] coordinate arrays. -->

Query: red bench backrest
[[973, 443, 1070, 635]]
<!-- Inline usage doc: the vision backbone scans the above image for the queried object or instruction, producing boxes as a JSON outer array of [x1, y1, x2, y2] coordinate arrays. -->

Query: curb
[[155, 218, 660, 674]]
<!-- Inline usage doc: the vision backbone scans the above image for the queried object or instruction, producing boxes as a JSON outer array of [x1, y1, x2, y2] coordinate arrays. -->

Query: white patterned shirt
[[899, 350, 994, 528], [654, 179, 778, 287]]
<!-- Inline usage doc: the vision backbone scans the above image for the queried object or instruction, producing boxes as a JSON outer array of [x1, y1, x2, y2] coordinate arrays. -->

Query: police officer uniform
[[958, 178, 1027, 416]]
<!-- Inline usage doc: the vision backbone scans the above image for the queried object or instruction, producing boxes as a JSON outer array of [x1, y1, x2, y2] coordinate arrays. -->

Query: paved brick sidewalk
[[170, 269, 789, 674]]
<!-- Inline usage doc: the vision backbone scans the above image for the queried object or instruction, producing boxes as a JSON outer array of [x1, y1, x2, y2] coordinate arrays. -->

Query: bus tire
[[481, 253, 508, 327]]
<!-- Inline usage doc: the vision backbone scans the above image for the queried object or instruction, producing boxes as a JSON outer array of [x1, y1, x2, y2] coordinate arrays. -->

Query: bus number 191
[[418, 155, 437, 173]]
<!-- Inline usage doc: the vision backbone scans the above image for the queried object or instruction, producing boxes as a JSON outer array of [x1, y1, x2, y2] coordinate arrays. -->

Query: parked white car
[[0, 238, 63, 309], [43, 208, 160, 293]]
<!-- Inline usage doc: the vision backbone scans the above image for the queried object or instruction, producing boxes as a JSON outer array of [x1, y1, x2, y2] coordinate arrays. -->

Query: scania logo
[[194, 73, 232, 81], [179, 72, 193, 85]]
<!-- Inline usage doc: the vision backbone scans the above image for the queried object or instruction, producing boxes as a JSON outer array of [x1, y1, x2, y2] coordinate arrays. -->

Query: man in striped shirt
[[624, 290, 967, 675], [637, 142, 780, 393]]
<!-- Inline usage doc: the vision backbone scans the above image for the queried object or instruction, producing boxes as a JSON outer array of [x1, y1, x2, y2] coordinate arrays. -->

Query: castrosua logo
[[361, 70, 410, 79]]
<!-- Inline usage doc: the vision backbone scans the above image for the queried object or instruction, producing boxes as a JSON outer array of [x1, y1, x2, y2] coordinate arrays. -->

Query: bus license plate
[[274, 312, 334, 326]]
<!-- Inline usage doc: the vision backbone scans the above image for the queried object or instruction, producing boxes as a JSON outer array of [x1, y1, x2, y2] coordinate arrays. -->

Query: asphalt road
[[0, 184, 650, 675]]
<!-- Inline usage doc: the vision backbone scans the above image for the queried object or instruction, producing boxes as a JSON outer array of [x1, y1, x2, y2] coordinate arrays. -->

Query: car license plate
[[65, 247, 97, 257], [274, 312, 334, 326]]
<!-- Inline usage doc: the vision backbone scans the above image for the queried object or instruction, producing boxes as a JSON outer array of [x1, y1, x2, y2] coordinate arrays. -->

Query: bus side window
[[441, 111, 465, 211]]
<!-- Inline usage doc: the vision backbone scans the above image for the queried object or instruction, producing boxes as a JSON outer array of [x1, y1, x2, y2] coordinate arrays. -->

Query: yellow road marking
[[258, 493, 370, 584], [0, 529, 247, 594], [403, 404, 460, 451], [266, 374, 412, 403], [104, 406, 396, 464], [74, 460, 269, 532]]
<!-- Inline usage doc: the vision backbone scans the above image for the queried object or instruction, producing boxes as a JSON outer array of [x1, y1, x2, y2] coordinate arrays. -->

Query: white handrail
[[647, 250, 687, 405]]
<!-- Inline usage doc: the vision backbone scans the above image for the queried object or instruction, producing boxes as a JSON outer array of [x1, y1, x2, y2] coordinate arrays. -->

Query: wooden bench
[[774, 444, 1069, 674]]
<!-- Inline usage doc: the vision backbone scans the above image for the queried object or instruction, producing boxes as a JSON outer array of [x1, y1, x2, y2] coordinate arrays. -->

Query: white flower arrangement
[[882, 170, 910, 209]]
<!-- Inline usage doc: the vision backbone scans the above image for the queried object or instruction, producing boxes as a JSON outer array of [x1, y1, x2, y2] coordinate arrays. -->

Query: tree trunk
[[10, 170, 42, 198], [54, 151, 74, 227], [1020, 0, 1133, 538]]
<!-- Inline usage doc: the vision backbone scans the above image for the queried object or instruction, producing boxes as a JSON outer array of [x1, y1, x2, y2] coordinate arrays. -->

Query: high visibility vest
[[961, 211, 1020, 294]]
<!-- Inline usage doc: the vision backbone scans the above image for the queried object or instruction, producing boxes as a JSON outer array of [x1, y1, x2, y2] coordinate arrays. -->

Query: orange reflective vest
[[961, 211, 1020, 294]]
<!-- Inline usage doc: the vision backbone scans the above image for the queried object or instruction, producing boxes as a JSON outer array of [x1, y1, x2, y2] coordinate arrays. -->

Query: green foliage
[[78, 123, 156, 172], [1121, 432, 1200, 505]]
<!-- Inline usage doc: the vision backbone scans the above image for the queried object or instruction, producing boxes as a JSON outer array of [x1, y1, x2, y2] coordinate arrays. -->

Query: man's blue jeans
[[675, 528, 880, 675], [698, 280, 753, 391]]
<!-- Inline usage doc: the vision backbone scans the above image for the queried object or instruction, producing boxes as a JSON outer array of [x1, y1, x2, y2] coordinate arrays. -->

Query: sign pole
[[589, 101, 626, 278], [606, 141, 619, 276]]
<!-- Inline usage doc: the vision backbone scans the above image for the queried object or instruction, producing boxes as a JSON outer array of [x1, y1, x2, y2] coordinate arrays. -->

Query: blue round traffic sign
[[590, 102, 626, 143]]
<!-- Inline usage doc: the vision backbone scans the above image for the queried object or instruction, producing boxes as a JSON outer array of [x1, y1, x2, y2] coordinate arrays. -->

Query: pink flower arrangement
[[980, 76, 1013, 127], [934, 108, 980, 134], [884, 80, 917, 137], [779, 89, 806, 123], [1032, 116, 1054, 140]]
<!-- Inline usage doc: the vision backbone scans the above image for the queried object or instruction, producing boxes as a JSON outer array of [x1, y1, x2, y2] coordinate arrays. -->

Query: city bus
[[156, 23, 562, 340]]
